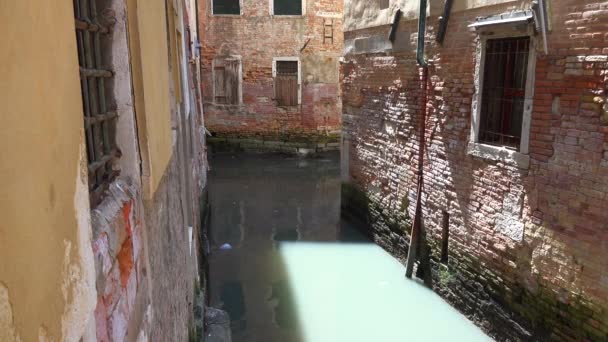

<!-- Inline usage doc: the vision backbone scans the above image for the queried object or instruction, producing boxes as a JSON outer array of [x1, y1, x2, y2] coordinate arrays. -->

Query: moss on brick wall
[[341, 182, 411, 261], [342, 183, 608, 341], [207, 133, 341, 155], [341, 0, 608, 339]]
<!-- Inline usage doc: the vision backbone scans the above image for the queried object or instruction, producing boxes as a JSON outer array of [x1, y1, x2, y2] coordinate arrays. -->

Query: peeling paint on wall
[[0, 284, 21, 342], [60, 145, 97, 342]]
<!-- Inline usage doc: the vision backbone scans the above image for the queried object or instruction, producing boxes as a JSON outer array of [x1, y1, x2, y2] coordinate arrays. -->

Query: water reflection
[[209, 153, 340, 342], [269, 279, 298, 330], [219, 281, 246, 333], [208, 152, 491, 342], [273, 229, 300, 243]]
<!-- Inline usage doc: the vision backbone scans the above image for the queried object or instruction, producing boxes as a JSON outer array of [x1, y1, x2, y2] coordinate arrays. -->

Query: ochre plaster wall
[[0, 1, 96, 340], [128, 0, 174, 198]]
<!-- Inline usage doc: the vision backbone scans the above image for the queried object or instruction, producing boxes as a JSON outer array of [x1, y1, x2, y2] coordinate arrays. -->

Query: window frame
[[272, 57, 301, 106], [212, 55, 243, 105], [74, 0, 120, 207], [468, 25, 537, 169], [269, 0, 306, 17], [210, 0, 242, 16]]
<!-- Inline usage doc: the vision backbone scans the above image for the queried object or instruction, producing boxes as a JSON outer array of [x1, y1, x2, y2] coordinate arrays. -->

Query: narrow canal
[[207, 152, 492, 342]]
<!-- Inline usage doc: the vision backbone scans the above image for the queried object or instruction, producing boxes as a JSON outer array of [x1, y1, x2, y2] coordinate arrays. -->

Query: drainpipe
[[405, 0, 428, 279], [415, 0, 427, 68]]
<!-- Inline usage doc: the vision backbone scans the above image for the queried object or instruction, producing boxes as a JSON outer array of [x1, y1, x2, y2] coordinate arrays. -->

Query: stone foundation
[[207, 135, 340, 155]]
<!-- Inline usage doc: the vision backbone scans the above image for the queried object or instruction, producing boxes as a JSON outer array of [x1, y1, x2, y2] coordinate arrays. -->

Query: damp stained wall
[[199, 0, 344, 141], [0, 1, 97, 341], [340, 0, 608, 339]]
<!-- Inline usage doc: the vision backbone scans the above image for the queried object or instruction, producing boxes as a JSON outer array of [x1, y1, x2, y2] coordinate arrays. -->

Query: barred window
[[74, 0, 120, 206], [479, 36, 530, 149], [275, 61, 299, 106]]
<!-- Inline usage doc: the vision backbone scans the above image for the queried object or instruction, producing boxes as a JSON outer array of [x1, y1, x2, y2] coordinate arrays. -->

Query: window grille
[[275, 61, 298, 106], [213, 0, 240, 15], [273, 0, 302, 15], [479, 36, 530, 149], [74, 0, 119, 207]]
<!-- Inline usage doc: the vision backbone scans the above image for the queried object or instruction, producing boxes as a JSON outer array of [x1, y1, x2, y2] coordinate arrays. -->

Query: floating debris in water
[[219, 243, 233, 250]]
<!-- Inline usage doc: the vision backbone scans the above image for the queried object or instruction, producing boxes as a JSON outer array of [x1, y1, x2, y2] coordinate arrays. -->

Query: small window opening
[[479, 36, 530, 149], [74, 0, 119, 207], [213, 0, 240, 15], [323, 19, 334, 44], [441, 211, 449, 264], [273, 0, 302, 15], [275, 61, 299, 106]]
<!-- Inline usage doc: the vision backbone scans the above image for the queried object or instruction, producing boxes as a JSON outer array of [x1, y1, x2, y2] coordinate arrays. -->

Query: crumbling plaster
[[61, 145, 98, 342], [0, 284, 20, 342]]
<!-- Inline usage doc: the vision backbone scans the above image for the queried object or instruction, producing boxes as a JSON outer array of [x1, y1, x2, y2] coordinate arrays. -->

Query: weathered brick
[[200, 0, 343, 143], [341, 1, 608, 341]]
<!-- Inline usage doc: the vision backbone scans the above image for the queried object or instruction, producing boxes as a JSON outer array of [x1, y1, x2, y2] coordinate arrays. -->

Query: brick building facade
[[341, 0, 608, 340], [199, 0, 343, 148]]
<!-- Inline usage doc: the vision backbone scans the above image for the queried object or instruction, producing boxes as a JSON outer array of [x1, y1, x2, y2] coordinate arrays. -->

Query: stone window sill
[[271, 15, 305, 18], [206, 102, 242, 107], [467, 142, 530, 169]]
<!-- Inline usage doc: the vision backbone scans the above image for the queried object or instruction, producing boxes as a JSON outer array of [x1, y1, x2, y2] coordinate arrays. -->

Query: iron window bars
[[74, 0, 119, 207], [479, 36, 530, 149]]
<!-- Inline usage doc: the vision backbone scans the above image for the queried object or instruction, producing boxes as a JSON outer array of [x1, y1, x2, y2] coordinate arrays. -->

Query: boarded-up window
[[275, 61, 299, 106], [214, 58, 240, 104], [273, 0, 302, 15], [213, 0, 240, 15]]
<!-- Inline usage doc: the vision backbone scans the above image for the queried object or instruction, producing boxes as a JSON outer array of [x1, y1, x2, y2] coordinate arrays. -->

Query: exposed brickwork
[[199, 0, 344, 142], [342, 1, 608, 341], [90, 181, 145, 342], [87, 1, 208, 340]]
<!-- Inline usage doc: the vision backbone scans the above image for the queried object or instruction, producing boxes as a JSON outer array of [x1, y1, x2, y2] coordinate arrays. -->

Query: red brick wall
[[342, 1, 608, 340], [199, 0, 343, 141]]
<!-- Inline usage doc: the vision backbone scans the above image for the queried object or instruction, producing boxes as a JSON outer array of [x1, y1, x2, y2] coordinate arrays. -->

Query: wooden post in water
[[405, 182, 422, 278], [406, 65, 428, 278]]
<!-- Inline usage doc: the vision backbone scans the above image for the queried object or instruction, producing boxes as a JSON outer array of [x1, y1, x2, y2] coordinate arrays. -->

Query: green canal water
[[208, 152, 492, 342]]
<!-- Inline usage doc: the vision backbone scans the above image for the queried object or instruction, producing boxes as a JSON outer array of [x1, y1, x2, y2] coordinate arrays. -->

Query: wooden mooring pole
[[406, 64, 428, 279]]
